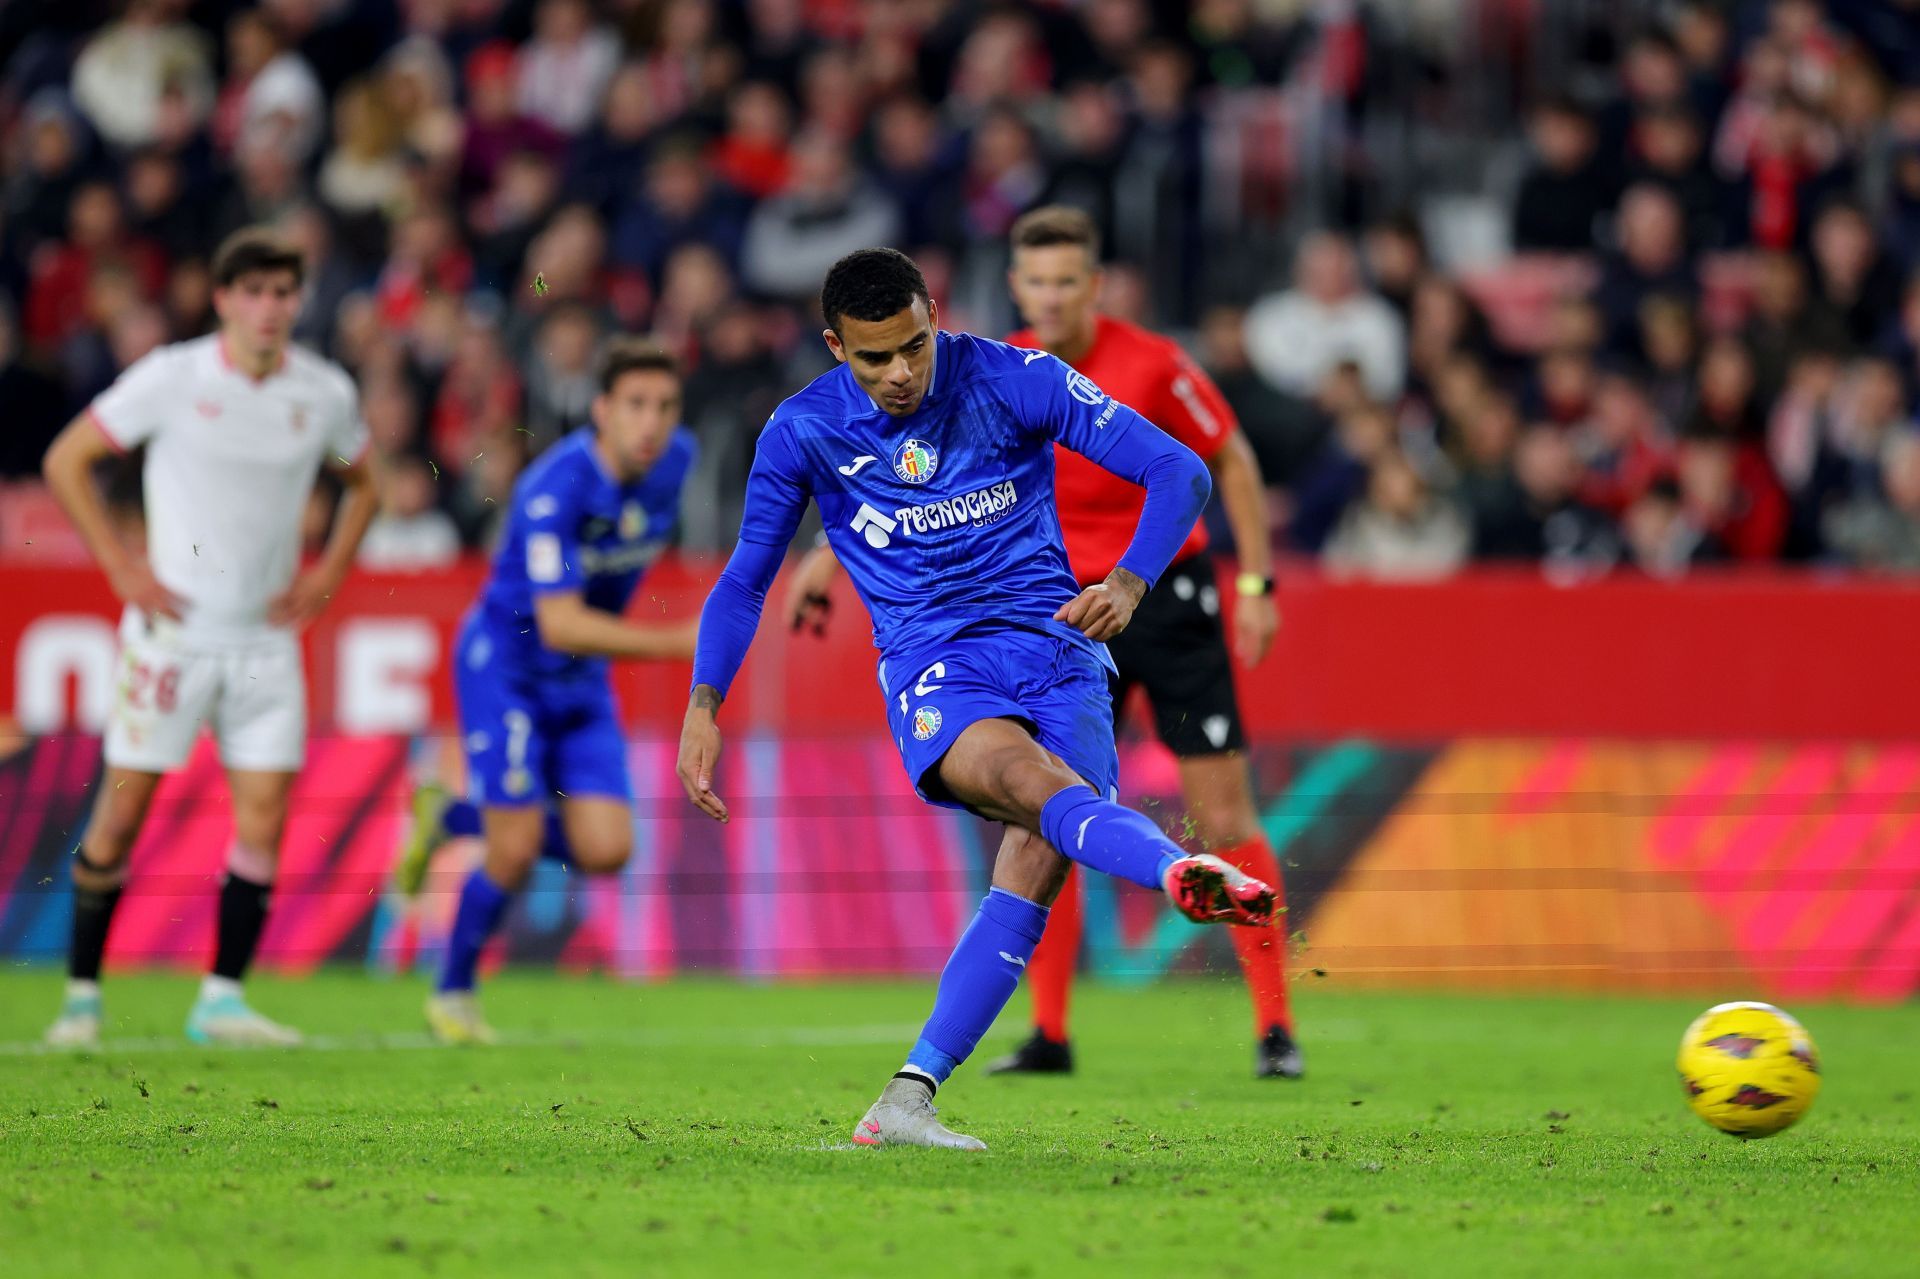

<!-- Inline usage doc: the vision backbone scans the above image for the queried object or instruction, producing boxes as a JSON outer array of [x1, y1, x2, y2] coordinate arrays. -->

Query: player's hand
[[784, 545, 839, 636], [1054, 570, 1146, 642], [676, 700, 728, 823], [1233, 593, 1280, 669], [268, 566, 344, 629], [108, 559, 185, 622]]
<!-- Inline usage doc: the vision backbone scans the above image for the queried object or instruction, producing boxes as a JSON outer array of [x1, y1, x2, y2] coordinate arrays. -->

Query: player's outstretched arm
[[678, 421, 812, 822], [272, 451, 383, 627], [1207, 430, 1280, 668], [1055, 413, 1211, 641], [42, 414, 184, 620], [532, 592, 700, 661], [678, 536, 788, 823]]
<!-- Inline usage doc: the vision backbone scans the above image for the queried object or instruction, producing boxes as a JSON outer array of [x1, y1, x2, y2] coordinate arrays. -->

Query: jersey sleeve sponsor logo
[[527, 532, 565, 583], [1065, 368, 1108, 407], [892, 439, 939, 484]]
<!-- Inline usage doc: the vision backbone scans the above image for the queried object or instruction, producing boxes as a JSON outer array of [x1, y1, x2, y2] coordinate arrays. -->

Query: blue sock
[[904, 888, 1048, 1086], [1038, 786, 1183, 891], [539, 809, 574, 868], [441, 799, 483, 839], [437, 869, 512, 993]]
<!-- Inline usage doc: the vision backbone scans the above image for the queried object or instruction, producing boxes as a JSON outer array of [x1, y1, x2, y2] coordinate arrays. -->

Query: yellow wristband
[[1236, 572, 1274, 598]]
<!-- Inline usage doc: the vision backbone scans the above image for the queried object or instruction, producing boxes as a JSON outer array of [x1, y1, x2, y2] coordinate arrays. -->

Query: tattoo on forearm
[[1107, 568, 1146, 603], [691, 684, 723, 712]]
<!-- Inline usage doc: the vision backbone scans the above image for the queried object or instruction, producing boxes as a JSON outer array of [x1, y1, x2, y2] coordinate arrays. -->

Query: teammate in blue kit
[[678, 249, 1276, 1149], [396, 340, 699, 1044]]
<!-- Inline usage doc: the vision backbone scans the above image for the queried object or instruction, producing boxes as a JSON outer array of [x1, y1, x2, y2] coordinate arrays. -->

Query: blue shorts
[[453, 614, 632, 808], [879, 624, 1120, 812]]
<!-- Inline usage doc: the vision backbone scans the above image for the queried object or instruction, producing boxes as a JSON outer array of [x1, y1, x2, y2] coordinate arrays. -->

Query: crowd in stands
[[2, 0, 1918, 576]]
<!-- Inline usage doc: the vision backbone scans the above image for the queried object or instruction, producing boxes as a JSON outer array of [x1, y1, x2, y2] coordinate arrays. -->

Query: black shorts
[[1105, 552, 1247, 757]]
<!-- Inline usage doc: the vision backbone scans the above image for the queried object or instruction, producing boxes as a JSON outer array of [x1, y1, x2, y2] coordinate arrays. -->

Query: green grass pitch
[[1, 971, 1913, 1277]]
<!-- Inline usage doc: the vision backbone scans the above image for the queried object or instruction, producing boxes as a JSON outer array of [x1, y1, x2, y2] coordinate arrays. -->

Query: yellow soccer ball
[[1676, 1001, 1821, 1139]]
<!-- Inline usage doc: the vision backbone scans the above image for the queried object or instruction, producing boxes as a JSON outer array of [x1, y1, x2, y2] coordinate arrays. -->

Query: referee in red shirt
[[787, 207, 1298, 1078]]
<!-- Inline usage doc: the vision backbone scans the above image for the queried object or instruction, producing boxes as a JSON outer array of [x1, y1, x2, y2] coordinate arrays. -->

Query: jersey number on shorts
[[900, 661, 946, 714], [126, 661, 180, 713]]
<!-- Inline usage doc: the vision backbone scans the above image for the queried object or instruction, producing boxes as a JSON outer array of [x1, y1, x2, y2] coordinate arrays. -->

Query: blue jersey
[[738, 330, 1157, 665], [474, 426, 697, 682]]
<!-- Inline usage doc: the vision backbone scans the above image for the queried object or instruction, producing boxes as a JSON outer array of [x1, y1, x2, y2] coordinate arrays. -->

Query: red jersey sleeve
[[1152, 343, 1237, 462]]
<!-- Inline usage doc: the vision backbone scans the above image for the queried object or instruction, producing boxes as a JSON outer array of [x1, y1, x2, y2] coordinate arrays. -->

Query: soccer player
[[40, 229, 380, 1047], [400, 340, 698, 1045], [786, 207, 1302, 1079], [678, 248, 1276, 1150]]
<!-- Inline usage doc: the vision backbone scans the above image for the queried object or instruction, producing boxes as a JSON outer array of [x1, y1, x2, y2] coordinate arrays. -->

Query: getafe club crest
[[893, 439, 938, 485], [911, 706, 943, 740], [620, 500, 647, 540]]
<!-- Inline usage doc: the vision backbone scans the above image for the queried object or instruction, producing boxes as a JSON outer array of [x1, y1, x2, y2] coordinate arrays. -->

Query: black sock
[[69, 875, 124, 983], [212, 873, 272, 981]]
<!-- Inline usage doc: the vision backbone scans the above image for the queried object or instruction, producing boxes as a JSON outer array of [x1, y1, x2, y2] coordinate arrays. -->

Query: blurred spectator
[[25, 181, 165, 353], [359, 454, 462, 570], [460, 42, 564, 200], [1624, 476, 1727, 578], [280, 204, 358, 350], [564, 62, 662, 216], [0, 301, 66, 478], [1361, 214, 1428, 321], [1807, 201, 1902, 351], [318, 78, 409, 224], [1626, 105, 1726, 253], [211, 137, 309, 244], [123, 148, 198, 262], [431, 313, 522, 470], [1685, 337, 1765, 443], [70, 0, 214, 150], [1474, 424, 1620, 572], [381, 38, 465, 187], [870, 94, 962, 251], [1637, 294, 1700, 427], [1595, 184, 1696, 357], [1725, 92, 1846, 251], [1244, 232, 1404, 403], [1197, 303, 1319, 487], [1324, 452, 1470, 581], [708, 81, 794, 200], [7, 93, 92, 254], [1512, 96, 1612, 253], [610, 139, 748, 283], [1575, 372, 1674, 517], [1676, 432, 1788, 561], [214, 7, 324, 164], [741, 131, 899, 303], [1825, 431, 1920, 570], [516, 0, 621, 137], [361, 373, 421, 460], [522, 300, 601, 449], [1742, 251, 1847, 409], [448, 427, 528, 547]]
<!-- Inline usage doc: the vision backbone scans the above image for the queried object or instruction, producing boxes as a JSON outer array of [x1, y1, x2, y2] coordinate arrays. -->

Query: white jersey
[[89, 335, 367, 645]]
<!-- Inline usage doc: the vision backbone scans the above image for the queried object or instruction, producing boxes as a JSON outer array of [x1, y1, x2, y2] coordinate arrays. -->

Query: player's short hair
[[819, 248, 930, 334], [599, 337, 680, 393], [211, 229, 305, 289], [1010, 205, 1101, 260]]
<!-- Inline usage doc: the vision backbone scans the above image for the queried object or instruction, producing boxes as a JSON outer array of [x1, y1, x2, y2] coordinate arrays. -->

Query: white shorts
[[103, 614, 307, 774]]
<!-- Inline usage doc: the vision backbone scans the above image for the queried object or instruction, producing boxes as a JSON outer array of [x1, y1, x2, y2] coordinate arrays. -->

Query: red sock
[[1027, 865, 1082, 1042], [1221, 835, 1292, 1036]]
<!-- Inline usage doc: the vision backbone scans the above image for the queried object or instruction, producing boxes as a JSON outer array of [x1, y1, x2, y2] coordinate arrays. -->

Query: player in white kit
[[39, 229, 381, 1047]]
